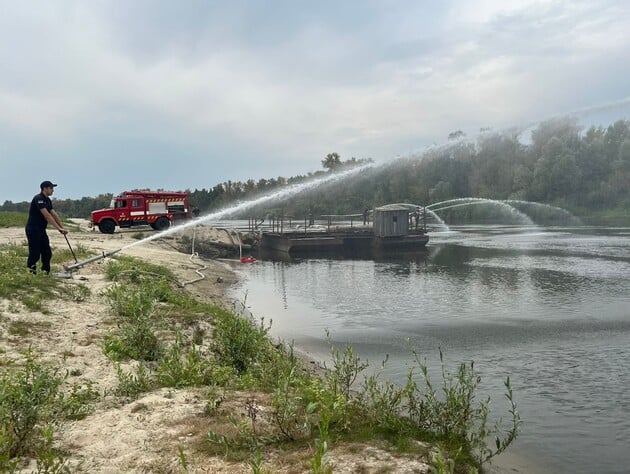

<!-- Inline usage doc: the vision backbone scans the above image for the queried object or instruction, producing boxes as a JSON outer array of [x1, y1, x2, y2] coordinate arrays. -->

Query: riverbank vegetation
[[0, 212, 83, 233], [0, 212, 27, 228], [0, 243, 92, 313], [1, 244, 520, 472]]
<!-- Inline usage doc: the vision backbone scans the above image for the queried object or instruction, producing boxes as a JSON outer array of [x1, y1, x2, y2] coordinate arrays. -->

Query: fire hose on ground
[[58, 228, 208, 287]]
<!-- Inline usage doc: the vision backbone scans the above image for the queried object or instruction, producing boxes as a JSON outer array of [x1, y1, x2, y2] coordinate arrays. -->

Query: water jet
[[61, 165, 373, 271]]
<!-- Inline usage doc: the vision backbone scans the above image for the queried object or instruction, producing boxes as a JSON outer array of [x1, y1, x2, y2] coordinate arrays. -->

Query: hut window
[[392, 216, 398, 223]]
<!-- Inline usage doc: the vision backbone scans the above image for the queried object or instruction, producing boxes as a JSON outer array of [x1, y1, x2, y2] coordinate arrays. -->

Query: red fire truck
[[90, 190, 191, 234]]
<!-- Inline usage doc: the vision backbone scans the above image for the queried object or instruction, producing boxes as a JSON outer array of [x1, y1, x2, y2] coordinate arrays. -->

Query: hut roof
[[375, 203, 419, 212]]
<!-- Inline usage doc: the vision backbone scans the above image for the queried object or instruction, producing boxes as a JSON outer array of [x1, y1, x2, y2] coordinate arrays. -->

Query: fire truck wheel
[[154, 217, 170, 231], [98, 220, 116, 234]]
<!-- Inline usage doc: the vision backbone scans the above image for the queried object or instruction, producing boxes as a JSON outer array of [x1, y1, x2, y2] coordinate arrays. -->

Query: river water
[[228, 225, 630, 473]]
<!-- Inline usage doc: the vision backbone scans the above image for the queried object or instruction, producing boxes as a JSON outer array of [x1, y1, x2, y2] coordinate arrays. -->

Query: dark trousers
[[26, 227, 52, 273]]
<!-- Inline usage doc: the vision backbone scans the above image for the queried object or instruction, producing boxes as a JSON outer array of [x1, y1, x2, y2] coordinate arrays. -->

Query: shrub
[[60, 381, 100, 421], [0, 356, 64, 459], [102, 283, 162, 361], [114, 363, 155, 399], [358, 348, 521, 469], [211, 308, 273, 375], [271, 366, 313, 441], [157, 336, 214, 388], [102, 284, 157, 322], [103, 321, 162, 362], [0, 353, 97, 469]]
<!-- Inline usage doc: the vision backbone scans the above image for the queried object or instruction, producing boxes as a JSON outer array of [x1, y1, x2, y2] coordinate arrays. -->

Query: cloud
[[1, 1, 629, 201]]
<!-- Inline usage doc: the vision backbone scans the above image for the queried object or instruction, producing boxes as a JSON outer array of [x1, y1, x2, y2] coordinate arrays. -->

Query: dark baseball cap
[[40, 181, 58, 189]]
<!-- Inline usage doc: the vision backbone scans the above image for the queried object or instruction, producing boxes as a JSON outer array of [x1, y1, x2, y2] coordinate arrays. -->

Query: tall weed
[[103, 320, 161, 361], [157, 336, 214, 388], [0, 353, 97, 470], [102, 283, 162, 361], [0, 356, 64, 458], [211, 308, 273, 375], [383, 349, 519, 469], [114, 363, 155, 398]]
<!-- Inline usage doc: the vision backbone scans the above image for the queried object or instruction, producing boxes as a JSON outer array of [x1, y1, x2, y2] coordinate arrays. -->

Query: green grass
[[0, 243, 92, 312], [7, 320, 52, 337], [0, 211, 27, 228], [0, 211, 80, 230], [0, 352, 98, 470], [105, 255, 177, 283]]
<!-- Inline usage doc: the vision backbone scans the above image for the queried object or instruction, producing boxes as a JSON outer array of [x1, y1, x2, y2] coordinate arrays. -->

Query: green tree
[[531, 137, 581, 202], [511, 165, 533, 196], [448, 130, 466, 140], [615, 138, 630, 172], [322, 152, 342, 171]]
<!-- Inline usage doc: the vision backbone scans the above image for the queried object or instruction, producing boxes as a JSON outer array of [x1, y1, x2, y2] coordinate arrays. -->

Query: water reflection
[[258, 246, 430, 265]]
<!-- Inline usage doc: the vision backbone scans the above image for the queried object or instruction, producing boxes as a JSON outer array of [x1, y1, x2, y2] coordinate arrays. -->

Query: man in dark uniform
[[25, 181, 68, 274]]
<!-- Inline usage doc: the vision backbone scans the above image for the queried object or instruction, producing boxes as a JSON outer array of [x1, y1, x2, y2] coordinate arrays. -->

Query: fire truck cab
[[90, 190, 190, 234]]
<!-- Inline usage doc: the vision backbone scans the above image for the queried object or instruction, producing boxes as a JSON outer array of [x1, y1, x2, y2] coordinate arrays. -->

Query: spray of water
[[427, 198, 535, 225], [503, 200, 582, 225], [119, 164, 372, 252], [423, 209, 449, 230], [538, 96, 630, 125], [394, 97, 630, 169], [111, 97, 626, 254]]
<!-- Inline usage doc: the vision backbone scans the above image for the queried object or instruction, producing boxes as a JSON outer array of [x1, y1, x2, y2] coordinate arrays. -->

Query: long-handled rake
[[54, 234, 78, 279], [64, 233, 78, 264]]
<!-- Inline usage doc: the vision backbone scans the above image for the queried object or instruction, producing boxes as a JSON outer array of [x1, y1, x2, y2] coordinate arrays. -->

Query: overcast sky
[[1, 0, 629, 201]]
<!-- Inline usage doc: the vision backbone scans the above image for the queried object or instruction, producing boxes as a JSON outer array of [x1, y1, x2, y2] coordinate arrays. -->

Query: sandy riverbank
[[1, 224, 240, 472]]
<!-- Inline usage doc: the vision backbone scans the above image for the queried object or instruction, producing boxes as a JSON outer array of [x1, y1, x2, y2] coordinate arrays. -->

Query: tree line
[[0, 156, 372, 218], [2, 118, 628, 219], [237, 118, 630, 219]]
